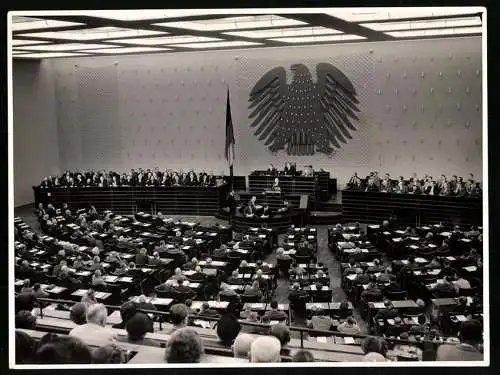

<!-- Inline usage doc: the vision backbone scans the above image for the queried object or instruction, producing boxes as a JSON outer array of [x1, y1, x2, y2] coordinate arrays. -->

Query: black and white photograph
[[8, 7, 489, 368]]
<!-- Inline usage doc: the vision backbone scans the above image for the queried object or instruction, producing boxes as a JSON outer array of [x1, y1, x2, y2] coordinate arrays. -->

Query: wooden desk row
[[33, 185, 230, 216], [342, 190, 482, 226]]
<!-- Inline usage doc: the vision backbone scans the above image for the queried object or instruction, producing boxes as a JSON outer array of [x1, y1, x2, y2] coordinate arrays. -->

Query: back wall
[[13, 36, 482, 205]]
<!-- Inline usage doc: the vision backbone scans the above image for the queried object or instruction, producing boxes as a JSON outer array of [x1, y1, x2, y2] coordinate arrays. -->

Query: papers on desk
[[368, 225, 380, 229], [194, 320, 212, 329], [428, 244, 437, 248], [15, 280, 24, 286], [72, 289, 87, 297], [383, 231, 391, 236], [307, 235, 315, 239], [343, 337, 355, 344], [372, 302, 385, 309], [387, 318, 395, 325], [250, 303, 265, 309], [76, 271, 91, 276], [209, 232, 217, 237], [440, 232, 452, 237], [184, 270, 195, 276], [455, 315, 467, 322], [395, 230, 406, 234], [310, 284, 328, 291], [400, 260, 409, 265], [103, 276, 119, 282], [182, 246, 191, 250], [409, 245, 419, 250], [258, 234, 266, 239], [409, 237, 420, 241], [466, 296, 473, 305], [141, 268, 153, 273], [47, 286, 65, 293], [414, 257, 427, 263], [460, 238, 472, 243], [421, 226, 431, 230], [446, 256, 456, 261], [464, 266, 477, 272], [95, 292, 109, 299], [316, 336, 327, 343], [392, 238, 403, 243]]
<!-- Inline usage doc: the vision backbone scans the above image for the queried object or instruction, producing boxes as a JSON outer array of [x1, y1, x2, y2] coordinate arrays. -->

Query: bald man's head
[[232, 334, 257, 359], [249, 336, 281, 363]]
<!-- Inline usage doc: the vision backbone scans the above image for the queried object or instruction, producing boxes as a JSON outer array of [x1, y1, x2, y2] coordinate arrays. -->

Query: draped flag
[[225, 87, 235, 191], [225, 87, 235, 166]]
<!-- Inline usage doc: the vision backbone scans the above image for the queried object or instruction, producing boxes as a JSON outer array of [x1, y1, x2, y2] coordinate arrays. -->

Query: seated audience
[[34, 334, 92, 364], [361, 336, 388, 360], [307, 306, 334, 331], [263, 300, 287, 322], [91, 344, 124, 364], [69, 303, 114, 342], [293, 349, 315, 362], [118, 312, 157, 346], [232, 333, 257, 359], [70, 303, 88, 325], [164, 328, 204, 363], [168, 303, 189, 333], [16, 330, 36, 364], [374, 300, 399, 321], [198, 302, 220, 318], [216, 312, 241, 345], [337, 316, 361, 335], [81, 289, 97, 306], [269, 323, 291, 348], [436, 320, 483, 361], [15, 310, 37, 329], [249, 336, 282, 363]]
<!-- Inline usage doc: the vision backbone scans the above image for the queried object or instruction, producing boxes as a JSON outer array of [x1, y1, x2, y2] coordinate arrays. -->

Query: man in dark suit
[[267, 164, 278, 176], [227, 270, 243, 285], [176, 279, 195, 298], [262, 300, 287, 322], [213, 245, 228, 258], [189, 266, 206, 282], [135, 248, 149, 266], [374, 300, 399, 321]]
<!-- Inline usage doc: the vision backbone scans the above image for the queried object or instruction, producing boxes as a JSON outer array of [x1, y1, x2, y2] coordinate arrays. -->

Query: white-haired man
[[232, 333, 257, 359], [69, 303, 114, 342], [249, 336, 281, 362]]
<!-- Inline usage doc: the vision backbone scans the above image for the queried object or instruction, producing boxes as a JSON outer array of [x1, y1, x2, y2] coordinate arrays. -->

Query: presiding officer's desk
[[248, 170, 329, 198], [342, 190, 482, 226], [33, 185, 229, 216]]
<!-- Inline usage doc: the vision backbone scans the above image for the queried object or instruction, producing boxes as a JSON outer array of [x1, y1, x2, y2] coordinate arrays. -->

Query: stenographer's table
[[33, 185, 229, 216], [342, 190, 482, 226]]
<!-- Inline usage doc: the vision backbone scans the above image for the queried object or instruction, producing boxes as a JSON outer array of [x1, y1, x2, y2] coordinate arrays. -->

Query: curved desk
[[33, 185, 229, 216], [228, 211, 300, 234]]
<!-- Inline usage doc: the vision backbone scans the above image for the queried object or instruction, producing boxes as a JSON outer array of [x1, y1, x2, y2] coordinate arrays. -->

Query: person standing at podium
[[272, 178, 281, 192]]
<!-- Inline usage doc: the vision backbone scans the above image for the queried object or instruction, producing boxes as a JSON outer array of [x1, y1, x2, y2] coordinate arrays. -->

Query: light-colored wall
[[13, 36, 482, 206], [13, 60, 59, 207]]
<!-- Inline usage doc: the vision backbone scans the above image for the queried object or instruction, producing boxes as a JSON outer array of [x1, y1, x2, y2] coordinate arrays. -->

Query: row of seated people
[[15, 294, 484, 364], [346, 171, 482, 197], [239, 195, 294, 217], [330, 221, 483, 340], [38, 168, 222, 188]]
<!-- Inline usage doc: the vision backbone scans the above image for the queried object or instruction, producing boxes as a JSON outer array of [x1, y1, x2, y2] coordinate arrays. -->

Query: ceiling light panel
[[17, 27, 167, 41], [14, 52, 91, 59], [361, 16, 481, 31], [172, 41, 262, 48], [154, 15, 306, 31], [327, 7, 482, 22], [223, 26, 342, 38], [107, 35, 223, 45], [386, 26, 482, 37], [82, 47, 172, 54], [12, 39, 50, 46], [270, 34, 367, 43], [79, 9, 217, 20], [11, 17, 85, 31], [15, 43, 120, 51]]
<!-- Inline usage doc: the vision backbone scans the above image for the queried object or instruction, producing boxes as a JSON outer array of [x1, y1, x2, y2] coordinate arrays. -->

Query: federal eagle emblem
[[248, 63, 360, 156]]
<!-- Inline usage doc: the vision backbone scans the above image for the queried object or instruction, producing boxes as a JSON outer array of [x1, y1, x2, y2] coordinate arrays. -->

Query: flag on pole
[[225, 87, 235, 167]]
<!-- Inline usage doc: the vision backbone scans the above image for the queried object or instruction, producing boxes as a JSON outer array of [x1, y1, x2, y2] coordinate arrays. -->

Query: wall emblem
[[248, 63, 360, 156]]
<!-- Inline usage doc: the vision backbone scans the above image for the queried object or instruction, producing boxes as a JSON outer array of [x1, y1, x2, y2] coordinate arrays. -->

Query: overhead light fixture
[[17, 27, 167, 41], [82, 46, 172, 54], [361, 16, 481, 31], [270, 34, 367, 43], [154, 15, 306, 31], [15, 43, 120, 51], [14, 52, 91, 59], [223, 26, 342, 38], [79, 9, 217, 21], [11, 16, 85, 31], [386, 26, 482, 37], [12, 39, 50, 46], [172, 41, 262, 48], [327, 7, 482, 22], [107, 35, 223, 45]]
